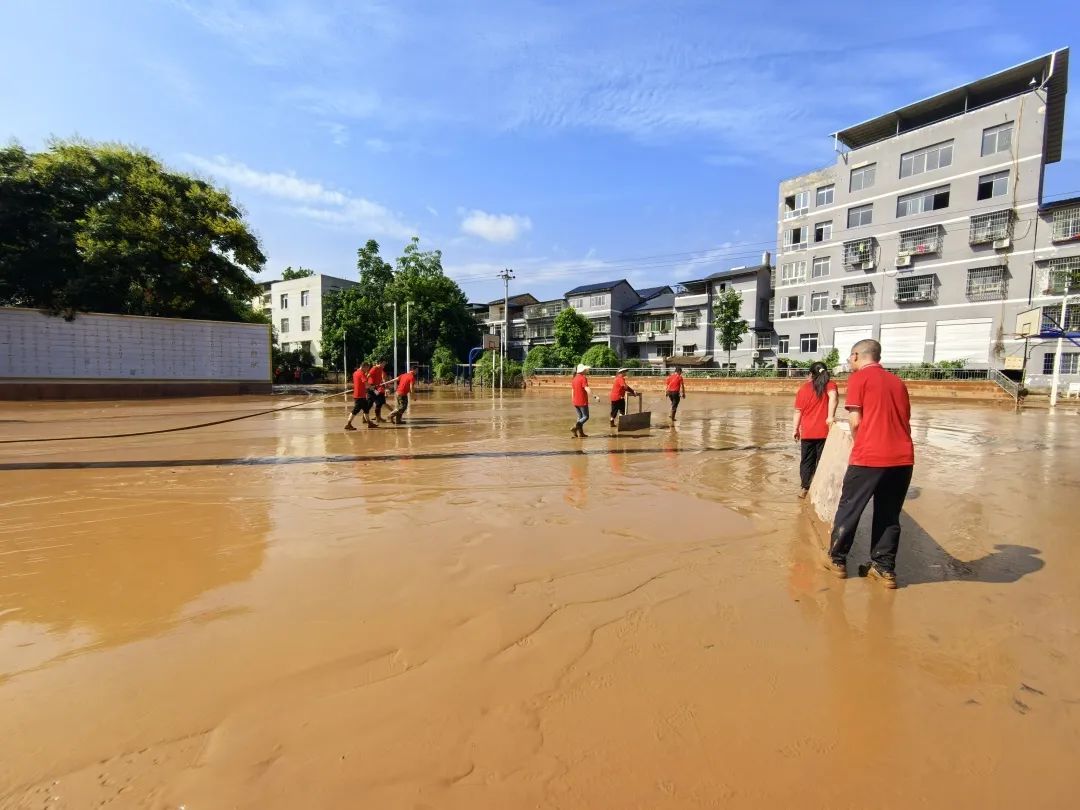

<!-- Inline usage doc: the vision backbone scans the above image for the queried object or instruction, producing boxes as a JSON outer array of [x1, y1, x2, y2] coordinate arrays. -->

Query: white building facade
[[253, 274, 357, 366]]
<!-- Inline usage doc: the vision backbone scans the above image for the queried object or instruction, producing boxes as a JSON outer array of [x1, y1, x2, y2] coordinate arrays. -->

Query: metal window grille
[[894, 274, 936, 303], [841, 283, 874, 311], [768, 298, 775, 321], [966, 267, 1008, 301], [969, 210, 1013, 244], [898, 225, 942, 255], [843, 238, 875, 268], [1052, 206, 1080, 242], [1042, 256, 1080, 294], [1041, 304, 1080, 333]]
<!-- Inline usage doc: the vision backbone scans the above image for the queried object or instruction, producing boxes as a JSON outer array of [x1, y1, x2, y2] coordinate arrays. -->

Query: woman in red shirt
[[793, 361, 838, 497], [570, 364, 593, 437]]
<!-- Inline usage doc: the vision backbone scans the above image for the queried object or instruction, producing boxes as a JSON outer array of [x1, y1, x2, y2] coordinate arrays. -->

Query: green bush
[[431, 345, 457, 383], [580, 344, 620, 368], [523, 344, 562, 375], [475, 351, 524, 387], [623, 358, 643, 368]]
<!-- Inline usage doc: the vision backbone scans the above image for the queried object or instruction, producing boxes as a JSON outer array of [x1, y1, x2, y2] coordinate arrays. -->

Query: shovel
[[616, 393, 651, 432]]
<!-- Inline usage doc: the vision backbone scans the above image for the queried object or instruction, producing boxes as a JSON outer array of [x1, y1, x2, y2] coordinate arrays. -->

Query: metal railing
[[531, 366, 1002, 382], [843, 238, 876, 268], [988, 368, 1019, 398], [969, 209, 1013, 244]]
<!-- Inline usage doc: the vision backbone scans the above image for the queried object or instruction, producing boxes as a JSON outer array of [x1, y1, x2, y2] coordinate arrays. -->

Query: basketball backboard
[[1014, 307, 1042, 338], [483, 333, 499, 350]]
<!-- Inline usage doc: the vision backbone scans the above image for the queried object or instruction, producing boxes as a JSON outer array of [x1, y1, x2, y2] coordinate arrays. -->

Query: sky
[[2, 0, 1078, 304]]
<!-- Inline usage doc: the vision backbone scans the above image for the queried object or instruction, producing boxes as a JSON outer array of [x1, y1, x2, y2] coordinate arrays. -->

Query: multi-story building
[[253, 273, 357, 366], [483, 293, 537, 362], [564, 280, 643, 356], [774, 48, 1072, 375], [706, 260, 775, 368], [523, 298, 565, 349], [624, 290, 676, 363]]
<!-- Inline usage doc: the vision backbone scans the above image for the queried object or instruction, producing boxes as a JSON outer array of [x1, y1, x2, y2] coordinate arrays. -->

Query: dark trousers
[[667, 392, 681, 415], [799, 438, 827, 489], [829, 465, 913, 573]]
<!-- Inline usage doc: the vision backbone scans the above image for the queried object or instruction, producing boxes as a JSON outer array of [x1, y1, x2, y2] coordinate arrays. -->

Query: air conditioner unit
[[858, 261, 875, 270], [993, 237, 1011, 249], [895, 255, 912, 268], [830, 297, 842, 308]]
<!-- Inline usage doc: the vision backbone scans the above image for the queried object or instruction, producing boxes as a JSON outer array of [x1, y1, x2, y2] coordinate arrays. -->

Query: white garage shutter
[[833, 325, 874, 359], [880, 322, 927, 366], [934, 318, 993, 363]]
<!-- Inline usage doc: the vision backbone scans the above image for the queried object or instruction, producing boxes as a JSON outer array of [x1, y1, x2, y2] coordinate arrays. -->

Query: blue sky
[[2, 1, 1077, 303]]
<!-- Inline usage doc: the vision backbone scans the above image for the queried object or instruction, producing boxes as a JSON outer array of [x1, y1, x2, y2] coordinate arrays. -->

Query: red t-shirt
[[666, 373, 683, 393], [610, 377, 631, 402], [397, 371, 415, 396], [794, 379, 839, 440], [571, 374, 589, 407], [845, 364, 914, 467], [367, 365, 385, 392], [352, 368, 368, 399]]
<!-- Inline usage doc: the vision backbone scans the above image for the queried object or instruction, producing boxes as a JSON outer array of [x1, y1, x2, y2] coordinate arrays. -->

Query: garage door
[[880, 322, 927, 366], [833, 325, 874, 359], [934, 318, 993, 363]]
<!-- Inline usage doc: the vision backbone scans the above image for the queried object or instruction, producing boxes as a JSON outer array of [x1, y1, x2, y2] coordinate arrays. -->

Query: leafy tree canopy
[[281, 266, 315, 280], [0, 139, 265, 321], [553, 307, 593, 366], [712, 288, 749, 366], [580, 344, 620, 368], [523, 344, 563, 374]]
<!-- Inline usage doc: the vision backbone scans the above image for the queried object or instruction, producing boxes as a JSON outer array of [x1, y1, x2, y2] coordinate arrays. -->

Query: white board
[[0, 308, 270, 381], [833, 325, 874, 359], [933, 318, 993, 364], [880, 322, 927, 366]]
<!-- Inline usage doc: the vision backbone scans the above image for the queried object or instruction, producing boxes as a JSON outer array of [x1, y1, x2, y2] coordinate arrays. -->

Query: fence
[[532, 366, 1000, 382]]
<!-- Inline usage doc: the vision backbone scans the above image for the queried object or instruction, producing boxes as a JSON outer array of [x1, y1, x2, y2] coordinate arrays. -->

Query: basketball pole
[[1049, 290, 1069, 408]]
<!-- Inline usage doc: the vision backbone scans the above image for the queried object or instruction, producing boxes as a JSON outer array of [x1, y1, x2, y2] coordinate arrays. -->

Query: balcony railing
[[843, 238, 876, 269], [898, 225, 942, 256], [969, 209, 1013, 244], [1051, 206, 1080, 242], [677, 319, 700, 329], [894, 274, 937, 304], [1041, 257, 1080, 294], [841, 284, 874, 312], [524, 302, 566, 319]]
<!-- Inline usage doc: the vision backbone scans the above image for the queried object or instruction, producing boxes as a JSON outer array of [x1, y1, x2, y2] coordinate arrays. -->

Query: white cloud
[[364, 137, 391, 153], [425, 205, 439, 217], [182, 154, 413, 238], [320, 122, 349, 146], [460, 209, 533, 243]]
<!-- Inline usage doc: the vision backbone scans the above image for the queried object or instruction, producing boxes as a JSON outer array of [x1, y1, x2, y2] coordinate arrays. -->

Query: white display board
[[0, 308, 270, 381]]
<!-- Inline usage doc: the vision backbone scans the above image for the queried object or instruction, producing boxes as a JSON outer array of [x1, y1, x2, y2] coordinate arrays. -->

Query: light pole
[[383, 302, 398, 379], [498, 268, 515, 393], [405, 301, 412, 376]]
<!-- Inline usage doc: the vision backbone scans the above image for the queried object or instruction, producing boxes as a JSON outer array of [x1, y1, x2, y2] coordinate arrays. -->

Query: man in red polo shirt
[[388, 366, 416, 424], [367, 359, 387, 422], [826, 339, 914, 588], [608, 368, 638, 427], [665, 366, 686, 422], [344, 361, 377, 431]]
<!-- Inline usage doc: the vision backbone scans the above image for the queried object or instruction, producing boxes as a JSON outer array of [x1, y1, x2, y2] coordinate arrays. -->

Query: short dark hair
[[674, 366, 683, 373], [851, 339, 881, 361]]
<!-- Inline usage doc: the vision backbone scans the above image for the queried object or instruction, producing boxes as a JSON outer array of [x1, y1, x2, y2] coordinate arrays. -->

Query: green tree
[[713, 288, 749, 368], [281, 266, 315, 280], [474, 351, 523, 387], [0, 139, 264, 320], [431, 344, 457, 383], [523, 344, 562, 375], [553, 307, 594, 366], [581, 344, 620, 368], [822, 347, 840, 369]]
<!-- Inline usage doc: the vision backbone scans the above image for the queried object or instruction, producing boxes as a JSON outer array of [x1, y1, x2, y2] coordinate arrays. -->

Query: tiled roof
[[486, 293, 539, 306], [636, 285, 672, 300], [564, 279, 631, 295], [705, 263, 769, 281], [626, 291, 675, 312]]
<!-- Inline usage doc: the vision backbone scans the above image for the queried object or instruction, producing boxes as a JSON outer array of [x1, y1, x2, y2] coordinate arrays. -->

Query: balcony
[[1041, 257, 1080, 294], [524, 301, 566, 319], [841, 284, 874, 312], [677, 319, 700, 330], [969, 210, 1013, 245], [674, 292, 708, 307], [894, 274, 937, 304], [843, 238, 876, 270], [897, 225, 942, 257]]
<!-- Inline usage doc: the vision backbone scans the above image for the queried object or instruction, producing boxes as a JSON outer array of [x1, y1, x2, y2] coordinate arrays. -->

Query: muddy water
[[1, 389, 1078, 808]]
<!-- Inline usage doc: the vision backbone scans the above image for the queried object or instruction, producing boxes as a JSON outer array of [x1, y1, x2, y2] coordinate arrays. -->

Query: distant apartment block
[[253, 274, 357, 366], [773, 48, 1075, 382]]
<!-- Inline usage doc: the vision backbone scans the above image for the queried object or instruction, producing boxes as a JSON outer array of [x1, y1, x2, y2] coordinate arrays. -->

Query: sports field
[[1, 389, 1078, 808]]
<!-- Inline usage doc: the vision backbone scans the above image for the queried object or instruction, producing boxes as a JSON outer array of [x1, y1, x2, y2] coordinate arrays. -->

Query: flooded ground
[[1, 388, 1078, 809]]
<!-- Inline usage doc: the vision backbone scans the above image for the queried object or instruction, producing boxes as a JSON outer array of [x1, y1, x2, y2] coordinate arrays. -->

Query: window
[[280, 318, 289, 332], [847, 204, 873, 228], [300, 290, 310, 307], [814, 221, 832, 243], [982, 122, 1013, 156], [849, 164, 876, 192], [1043, 353, 1079, 375], [966, 267, 1008, 301], [570, 297, 586, 309], [777, 335, 790, 353], [969, 209, 1013, 244], [300, 341, 311, 353], [784, 190, 810, 219], [655, 342, 673, 358], [779, 261, 807, 286], [1042, 304, 1080, 333], [589, 294, 608, 307], [783, 226, 808, 251], [899, 140, 953, 179], [592, 318, 610, 335], [812, 256, 831, 278], [800, 333, 819, 353], [300, 316, 311, 332], [681, 344, 698, 356], [529, 323, 555, 339], [511, 326, 526, 339], [977, 171, 1009, 200], [841, 283, 873, 312], [898, 225, 943, 255], [894, 274, 936, 304], [678, 312, 700, 329], [279, 293, 288, 309], [1051, 206, 1080, 242], [810, 292, 829, 312], [816, 185, 834, 206], [843, 237, 875, 268], [778, 295, 804, 319], [281, 342, 290, 352], [897, 185, 950, 218], [768, 297, 775, 321], [1043, 256, 1080, 294]]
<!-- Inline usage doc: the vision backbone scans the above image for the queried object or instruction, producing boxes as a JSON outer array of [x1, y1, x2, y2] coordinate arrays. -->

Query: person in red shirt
[[826, 339, 914, 588], [344, 361, 377, 431], [570, 364, 594, 437], [367, 359, 387, 422], [665, 366, 686, 421], [608, 368, 639, 427], [388, 367, 417, 424], [793, 361, 839, 497]]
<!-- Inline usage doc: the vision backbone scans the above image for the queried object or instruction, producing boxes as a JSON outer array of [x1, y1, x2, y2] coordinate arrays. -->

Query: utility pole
[[392, 302, 398, 379], [498, 268, 515, 394], [405, 301, 412, 377]]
